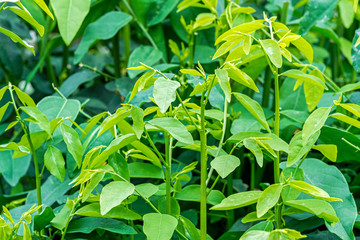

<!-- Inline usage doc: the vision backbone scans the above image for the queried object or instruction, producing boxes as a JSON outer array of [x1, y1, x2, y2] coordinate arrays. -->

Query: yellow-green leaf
[[331, 113, 360, 129], [260, 39, 282, 68], [312, 144, 337, 162], [257, 183, 283, 217], [289, 180, 342, 202]]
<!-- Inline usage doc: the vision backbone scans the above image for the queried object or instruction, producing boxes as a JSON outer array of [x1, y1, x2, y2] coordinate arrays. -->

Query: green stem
[[80, 63, 116, 80], [262, 67, 272, 108], [250, 155, 255, 190], [226, 173, 234, 229], [280, 1, 289, 24], [8, 83, 43, 214], [122, 0, 158, 49], [120, 1, 131, 66], [112, 34, 121, 78], [45, 55, 57, 87], [165, 133, 173, 215], [273, 69, 280, 184], [200, 92, 207, 240], [144, 128, 167, 166], [188, 32, 196, 68]]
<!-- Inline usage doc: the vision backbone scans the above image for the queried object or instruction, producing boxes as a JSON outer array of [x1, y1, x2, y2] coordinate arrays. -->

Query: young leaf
[[0, 102, 10, 122], [289, 180, 342, 202], [21, 106, 51, 135], [257, 183, 283, 217], [240, 230, 270, 239], [302, 107, 331, 145], [97, 108, 130, 137], [210, 191, 262, 210], [50, 0, 91, 45], [100, 181, 135, 215], [312, 144, 337, 162], [233, 93, 270, 132], [215, 69, 231, 102], [331, 113, 360, 129], [287, 130, 320, 167], [129, 70, 156, 101], [13, 86, 36, 107], [33, 0, 54, 19], [0, 85, 8, 100], [0, 27, 34, 54], [284, 199, 339, 224], [282, 69, 326, 89], [61, 124, 83, 168], [153, 77, 180, 113], [147, 118, 194, 144], [143, 213, 178, 240], [244, 139, 264, 167], [260, 39, 282, 68], [131, 107, 144, 139], [304, 70, 325, 112], [6, 6, 44, 36], [225, 63, 259, 92], [210, 154, 240, 178], [44, 145, 65, 182]]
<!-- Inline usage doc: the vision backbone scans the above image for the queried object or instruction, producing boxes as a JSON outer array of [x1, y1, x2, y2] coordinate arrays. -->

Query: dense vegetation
[[0, 0, 360, 239]]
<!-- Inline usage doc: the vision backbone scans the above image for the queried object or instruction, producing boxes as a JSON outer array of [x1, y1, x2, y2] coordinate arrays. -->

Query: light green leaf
[[100, 181, 135, 215], [284, 199, 339, 224], [6, 6, 44, 36], [335, 103, 360, 118], [153, 77, 180, 113], [302, 107, 331, 145], [0, 102, 10, 122], [33, 0, 54, 19], [331, 113, 360, 129], [50, 0, 90, 45], [287, 130, 320, 167], [233, 93, 270, 132], [176, 185, 225, 206], [210, 191, 262, 210], [23, 223, 31, 240], [61, 124, 82, 168], [257, 184, 283, 217], [75, 203, 141, 220], [143, 213, 178, 240], [281, 69, 326, 89], [215, 69, 231, 102], [13, 86, 36, 107], [74, 11, 132, 64], [304, 70, 325, 112], [339, 0, 354, 29], [129, 70, 156, 101], [147, 118, 193, 144], [91, 133, 137, 168], [289, 180, 342, 202], [225, 63, 259, 92], [131, 106, 144, 139], [0, 27, 34, 54], [21, 106, 51, 135], [97, 108, 130, 137], [210, 154, 240, 178], [312, 144, 337, 162], [44, 145, 65, 182], [260, 39, 282, 68], [240, 230, 270, 240], [244, 139, 263, 167]]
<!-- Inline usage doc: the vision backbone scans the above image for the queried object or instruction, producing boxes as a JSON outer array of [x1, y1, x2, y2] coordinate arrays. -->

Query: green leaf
[[108, 152, 130, 182], [301, 158, 357, 239], [304, 70, 325, 112], [302, 107, 331, 145], [225, 63, 259, 92], [13, 86, 36, 107], [6, 5, 44, 36], [281, 69, 326, 89], [128, 162, 164, 179], [100, 181, 135, 215], [233, 93, 270, 132], [74, 11, 132, 64], [287, 130, 320, 167], [0, 85, 8, 101], [50, 0, 90, 45], [215, 69, 231, 103], [289, 180, 342, 202], [153, 77, 180, 113], [129, 70, 156, 101], [135, 183, 159, 198], [75, 203, 141, 220], [97, 108, 130, 137], [352, 28, 360, 72], [33, 0, 54, 19], [176, 185, 225, 206], [0, 151, 31, 187], [244, 139, 264, 167], [148, 118, 194, 144], [128, 46, 163, 79], [257, 183, 283, 217], [260, 39, 282, 68], [331, 113, 360, 129], [298, 0, 338, 35], [44, 145, 65, 182], [61, 124, 83, 168], [312, 144, 337, 162], [58, 70, 99, 98], [143, 213, 178, 240], [240, 230, 270, 239], [339, 0, 354, 28], [284, 199, 339, 224], [34, 206, 55, 231], [210, 191, 262, 210], [210, 154, 240, 178], [91, 133, 137, 168], [0, 102, 10, 122], [21, 106, 51, 135], [131, 106, 144, 139], [0, 27, 34, 54], [23, 223, 31, 240], [67, 217, 136, 234]]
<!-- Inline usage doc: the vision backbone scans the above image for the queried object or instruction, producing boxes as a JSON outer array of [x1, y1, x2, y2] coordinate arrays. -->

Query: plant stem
[[262, 67, 272, 108], [8, 83, 43, 214], [200, 92, 207, 240], [280, 1, 289, 24], [273, 68, 280, 183], [250, 155, 255, 190], [188, 32, 196, 68], [165, 133, 173, 215], [120, 1, 131, 66], [112, 33, 121, 78]]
